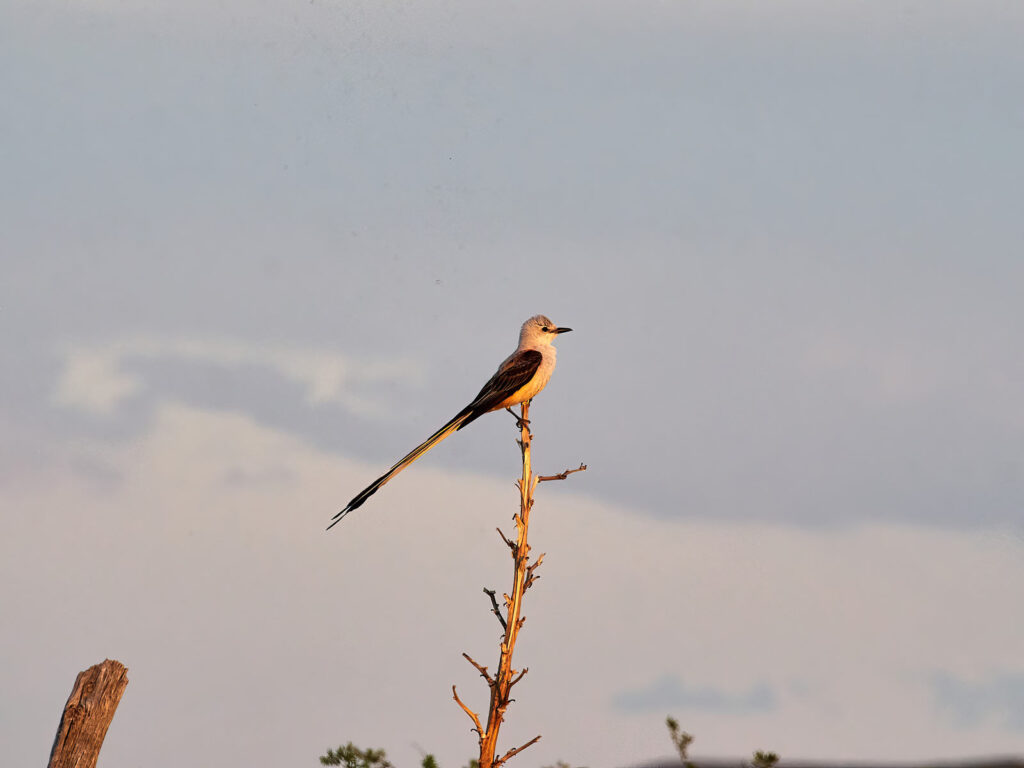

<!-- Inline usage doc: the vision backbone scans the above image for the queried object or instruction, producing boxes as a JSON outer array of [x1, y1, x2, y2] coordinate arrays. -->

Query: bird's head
[[520, 314, 572, 346]]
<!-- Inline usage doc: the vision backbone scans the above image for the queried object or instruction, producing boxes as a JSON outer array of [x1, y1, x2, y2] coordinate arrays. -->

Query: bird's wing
[[457, 348, 543, 428]]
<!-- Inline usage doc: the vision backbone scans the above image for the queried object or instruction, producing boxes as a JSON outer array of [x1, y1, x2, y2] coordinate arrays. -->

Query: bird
[[328, 315, 571, 528]]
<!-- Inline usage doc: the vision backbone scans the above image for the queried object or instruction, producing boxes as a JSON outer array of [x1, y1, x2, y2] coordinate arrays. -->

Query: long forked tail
[[328, 408, 475, 529]]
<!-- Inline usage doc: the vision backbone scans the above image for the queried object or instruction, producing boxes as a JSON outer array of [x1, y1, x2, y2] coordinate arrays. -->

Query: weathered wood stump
[[48, 659, 129, 768]]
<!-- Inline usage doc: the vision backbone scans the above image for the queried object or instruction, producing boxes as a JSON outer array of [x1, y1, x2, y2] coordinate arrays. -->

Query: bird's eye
[[541, 326, 549, 332]]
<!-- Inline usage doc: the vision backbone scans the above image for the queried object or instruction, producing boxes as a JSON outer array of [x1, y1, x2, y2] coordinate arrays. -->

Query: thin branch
[[527, 553, 545, 575], [494, 735, 542, 768], [462, 653, 494, 686], [524, 553, 545, 589], [452, 685, 484, 737], [483, 588, 507, 630], [496, 527, 515, 550], [508, 667, 529, 687], [537, 463, 587, 482]]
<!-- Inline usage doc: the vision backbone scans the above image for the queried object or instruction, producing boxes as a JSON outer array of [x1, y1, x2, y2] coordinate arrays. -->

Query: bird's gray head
[[519, 314, 572, 345]]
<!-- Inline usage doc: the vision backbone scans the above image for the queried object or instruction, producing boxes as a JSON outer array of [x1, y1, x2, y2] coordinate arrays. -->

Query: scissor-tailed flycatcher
[[328, 314, 571, 529]]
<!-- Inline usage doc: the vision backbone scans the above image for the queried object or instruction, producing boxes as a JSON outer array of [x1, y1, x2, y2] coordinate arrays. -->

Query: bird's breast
[[502, 347, 556, 407]]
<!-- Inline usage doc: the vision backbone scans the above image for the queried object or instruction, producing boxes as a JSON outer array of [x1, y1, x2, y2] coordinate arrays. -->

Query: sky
[[2, 1, 1024, 767]]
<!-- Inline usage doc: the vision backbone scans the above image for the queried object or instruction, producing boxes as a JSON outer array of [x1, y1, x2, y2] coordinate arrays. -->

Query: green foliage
[[666, 715, 779, 768], [320, 743, 394, 768], [665, 716, 696, 768], [319, 745, 485, 768], [751, 751, 779, 768], [325, 725, 771, 768]]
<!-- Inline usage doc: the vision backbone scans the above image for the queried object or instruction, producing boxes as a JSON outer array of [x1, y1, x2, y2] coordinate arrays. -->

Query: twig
[[537, 463, 587, 482], [509, 667, 529, 687], [496, 527, 515, 550], [524, 554, 545, 590], [462, 653, 494, 686], [452, 685, 484, 737], [494, 735, 542, 768], [483, 588, 507, 630]]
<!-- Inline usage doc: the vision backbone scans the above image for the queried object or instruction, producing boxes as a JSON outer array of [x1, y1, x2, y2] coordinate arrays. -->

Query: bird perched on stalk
[[329, 314, 571, 528]]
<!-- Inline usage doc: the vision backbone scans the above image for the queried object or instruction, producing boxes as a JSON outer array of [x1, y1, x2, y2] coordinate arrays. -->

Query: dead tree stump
[[48, 659, 129, 768]]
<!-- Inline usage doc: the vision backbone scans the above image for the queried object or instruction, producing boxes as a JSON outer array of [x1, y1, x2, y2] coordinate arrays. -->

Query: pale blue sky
[[2, 2, 1023, 767]]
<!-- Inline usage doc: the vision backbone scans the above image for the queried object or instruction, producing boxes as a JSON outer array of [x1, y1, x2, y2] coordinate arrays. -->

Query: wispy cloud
[[52, 347, 144, 415], [612, 674, 776, 715], [933, 671, 1024, 730], [51, 337, 422, 419]]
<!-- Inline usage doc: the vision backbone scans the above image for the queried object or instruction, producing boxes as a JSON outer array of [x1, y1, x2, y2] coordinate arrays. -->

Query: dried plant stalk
[[452, 401, 585, 768]]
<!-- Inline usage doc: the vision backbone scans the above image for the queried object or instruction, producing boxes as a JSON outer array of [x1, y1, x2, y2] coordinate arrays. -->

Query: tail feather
[[327, 409, 472, 529]]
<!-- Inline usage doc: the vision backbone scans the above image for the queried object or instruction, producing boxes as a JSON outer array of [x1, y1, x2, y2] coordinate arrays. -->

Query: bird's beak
[[555, 327, 572, 334]]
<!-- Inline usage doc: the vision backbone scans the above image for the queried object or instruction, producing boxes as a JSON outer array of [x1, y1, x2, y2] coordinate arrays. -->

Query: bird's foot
[[505, 406, 531, 433]]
